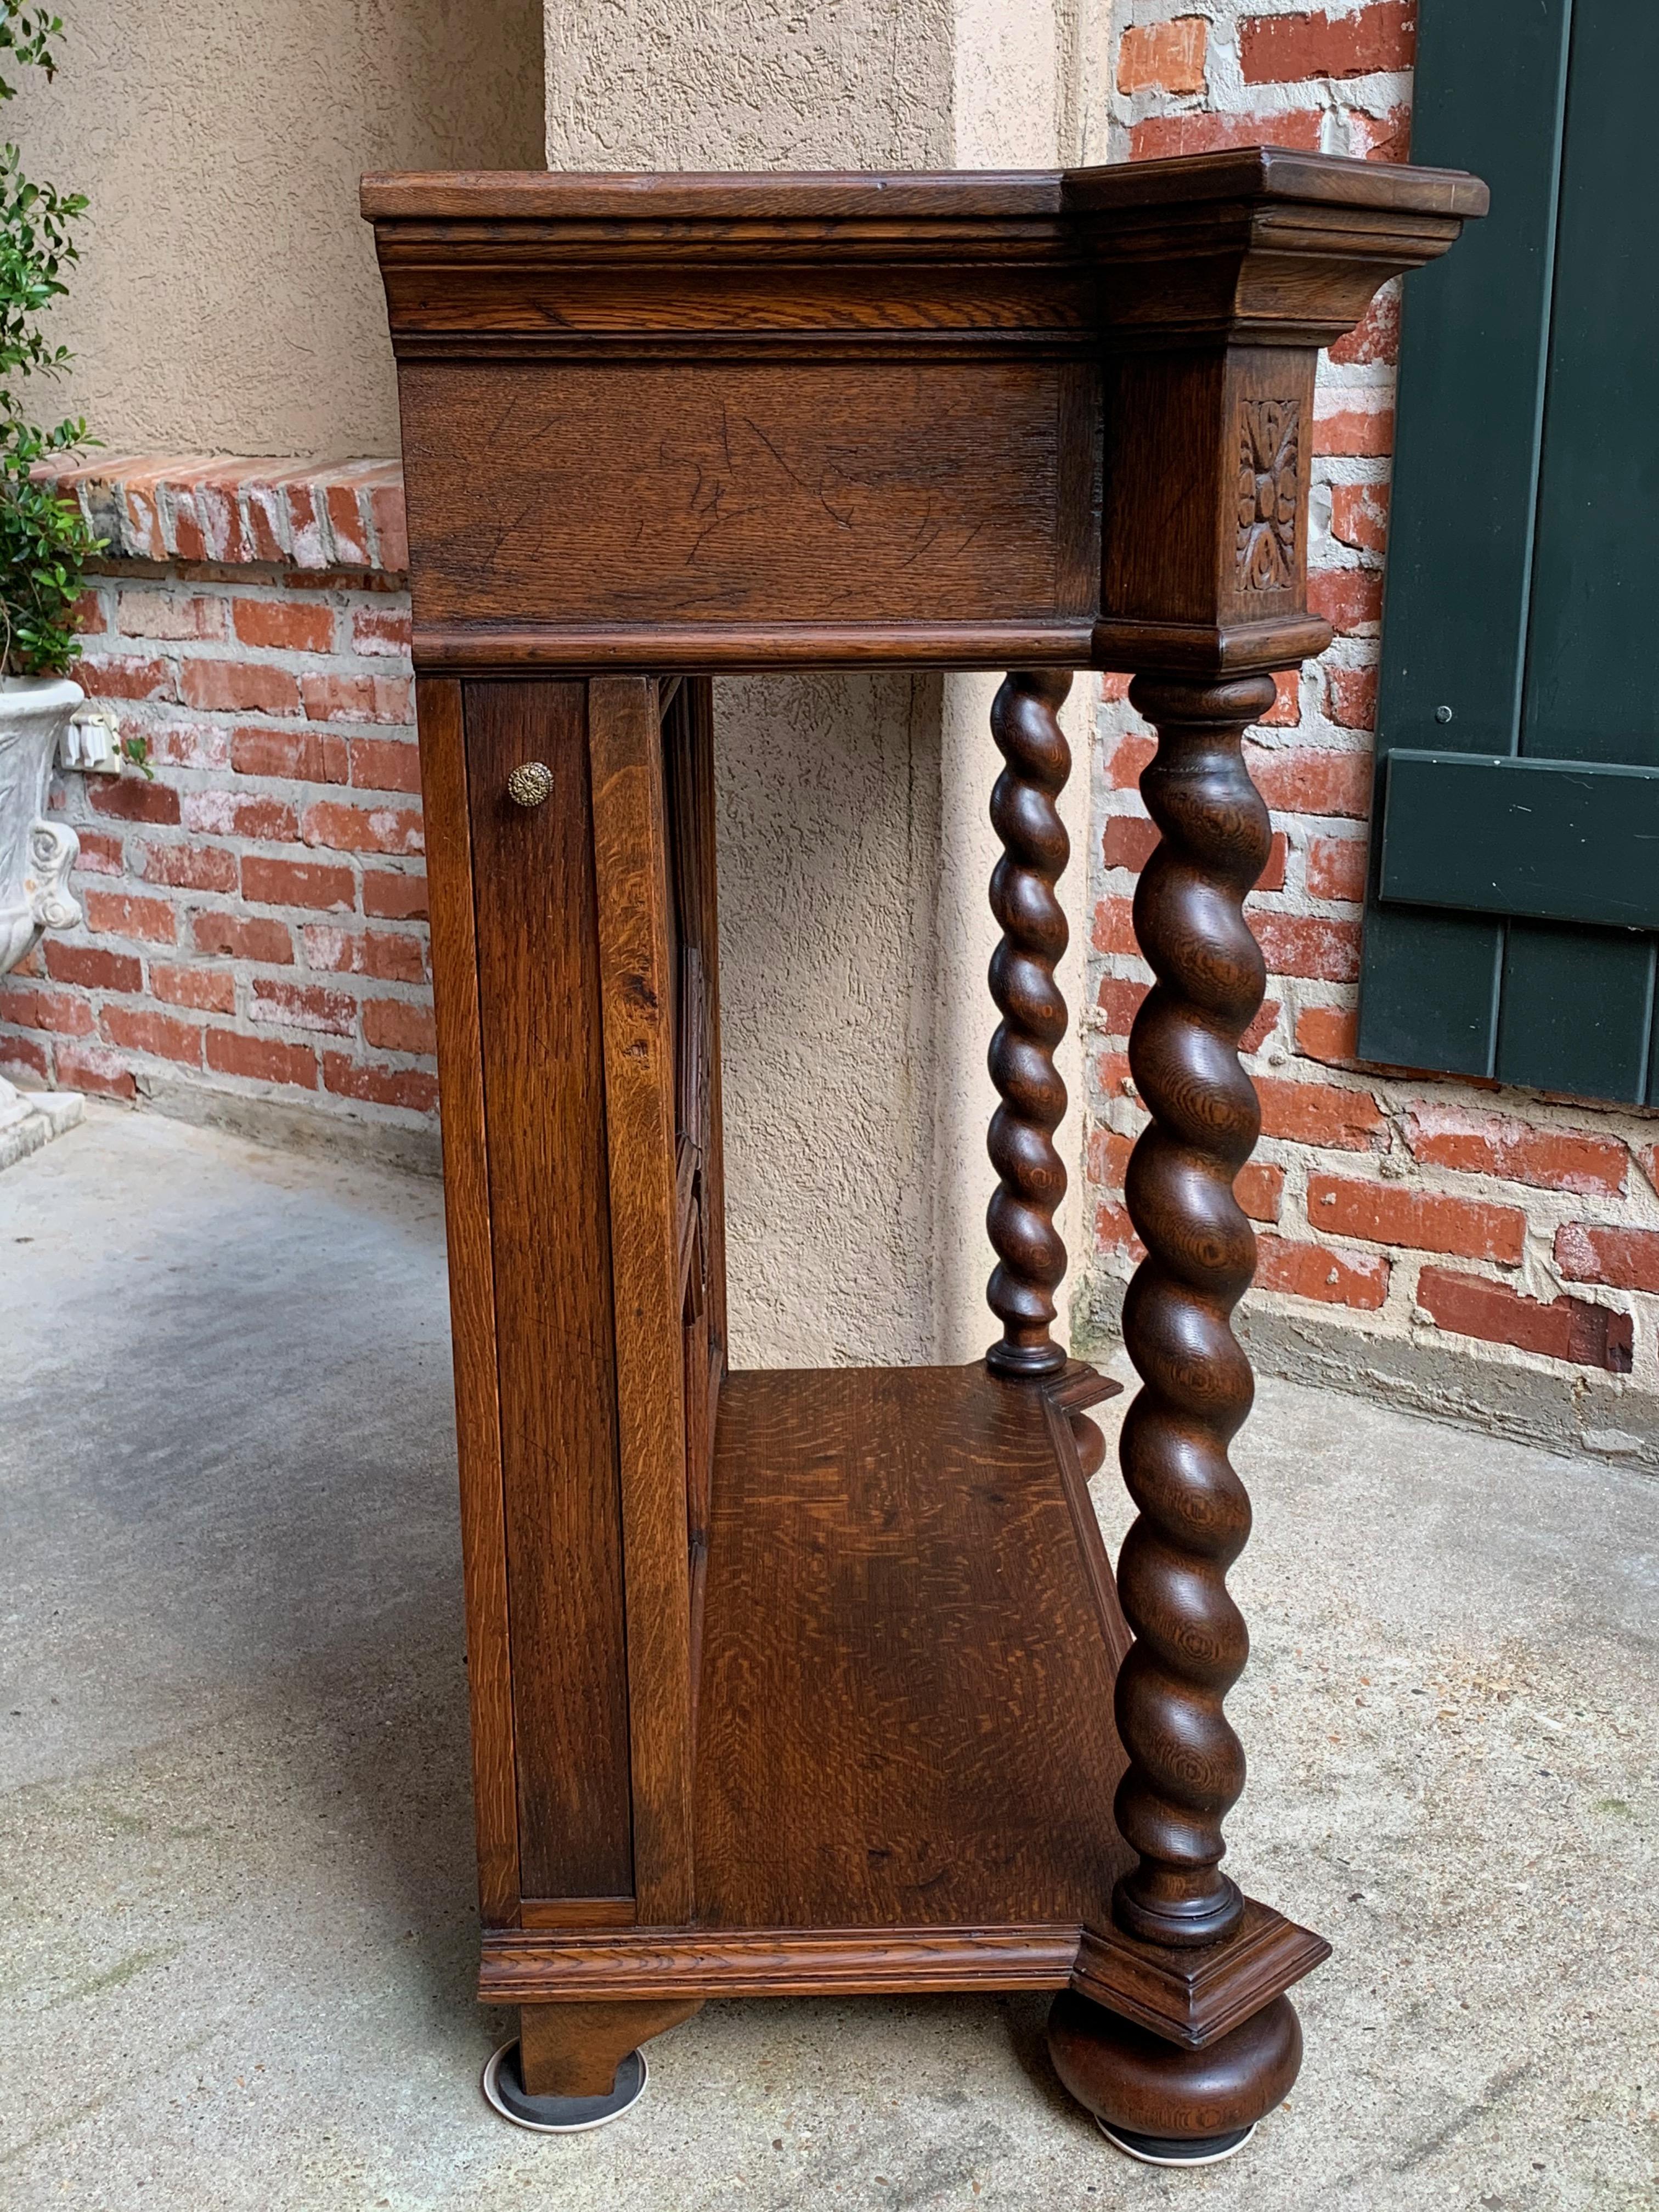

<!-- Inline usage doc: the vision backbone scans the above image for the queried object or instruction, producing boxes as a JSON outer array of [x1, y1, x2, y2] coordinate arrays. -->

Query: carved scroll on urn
[[0, 679, 83, 978], [0, 677, 86, 1142]]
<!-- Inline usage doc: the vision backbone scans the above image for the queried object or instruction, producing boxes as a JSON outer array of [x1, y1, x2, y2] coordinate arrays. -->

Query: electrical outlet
[[60, 704, 122, 774]]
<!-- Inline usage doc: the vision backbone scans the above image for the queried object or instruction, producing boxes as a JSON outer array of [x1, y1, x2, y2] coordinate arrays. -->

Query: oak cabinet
[[366, 150, 1483, 2156]]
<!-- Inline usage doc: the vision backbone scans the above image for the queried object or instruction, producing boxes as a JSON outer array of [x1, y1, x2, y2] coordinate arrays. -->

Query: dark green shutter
[[1357, 0, 1659, 1105]]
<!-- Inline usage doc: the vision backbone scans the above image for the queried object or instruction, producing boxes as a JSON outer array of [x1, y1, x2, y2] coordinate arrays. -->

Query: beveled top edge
[[360, 148, 1487, 226], [359, 168, 1068, 222], [1064, 145, 1488, 221]]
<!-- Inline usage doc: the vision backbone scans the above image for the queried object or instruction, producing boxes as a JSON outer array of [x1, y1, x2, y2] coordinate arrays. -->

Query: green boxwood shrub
[[0, 5, 100, 678]]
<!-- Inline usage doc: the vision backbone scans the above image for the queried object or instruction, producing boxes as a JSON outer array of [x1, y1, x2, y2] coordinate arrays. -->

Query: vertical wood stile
[[414, 676, 520, 1923], [470, 681, 633, 1901], [589, 674, 696, 1927]]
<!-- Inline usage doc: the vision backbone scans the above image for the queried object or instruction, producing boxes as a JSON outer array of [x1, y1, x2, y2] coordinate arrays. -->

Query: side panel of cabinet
[[464, 679, 634, 1901], [588, 676, 695, 1924], [663, 677, 726, 1734], [414, 677, 518, 1922]]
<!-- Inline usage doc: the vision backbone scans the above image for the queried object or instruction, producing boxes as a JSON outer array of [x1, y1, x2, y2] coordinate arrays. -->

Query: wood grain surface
[[362, 150, 1485, 224], [373, 151, 1480, 677], [519, 1897, 637, 1930], [693, 1363, 1132, 1931], [397, 360, 1089, 635], [519, 1997, 703, 2097], [589, 675, 695, 1923], [414, 677, 519, 1924], [1071, 1895, 1331, 2049], [466, 680, 633, 1899], [481, 1923, 1087, 2003], [383, 153, 1486, 2103], [662, 677, 727, 1748]]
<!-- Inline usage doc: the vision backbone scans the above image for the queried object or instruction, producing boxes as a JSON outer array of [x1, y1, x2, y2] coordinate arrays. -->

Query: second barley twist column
[[1111, 670, 1278, 1949], [985, 670, 1074, 1379]]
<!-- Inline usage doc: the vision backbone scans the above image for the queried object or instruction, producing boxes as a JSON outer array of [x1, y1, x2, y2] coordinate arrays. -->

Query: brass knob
[[507, 760, 553, 808]]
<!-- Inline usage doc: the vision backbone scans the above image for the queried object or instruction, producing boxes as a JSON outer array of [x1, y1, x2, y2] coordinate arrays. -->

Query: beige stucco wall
[[545, 0, 955, 170], [543, 0, 1105, 1368], [5, 0, 544, 456], [15, 0, 1107, 1372]]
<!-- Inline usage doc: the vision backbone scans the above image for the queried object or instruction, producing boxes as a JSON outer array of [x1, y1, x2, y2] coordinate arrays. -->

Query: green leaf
[[0, 16, 94, 674]]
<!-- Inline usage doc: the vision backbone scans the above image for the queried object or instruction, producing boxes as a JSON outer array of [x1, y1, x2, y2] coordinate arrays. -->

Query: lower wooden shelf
[[484, 1360, 1137, 2002]]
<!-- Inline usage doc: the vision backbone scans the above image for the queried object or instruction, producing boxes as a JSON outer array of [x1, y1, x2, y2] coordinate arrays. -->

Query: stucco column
[[543, 0, 1099, 1368], [933, 0, 1095, 1362]]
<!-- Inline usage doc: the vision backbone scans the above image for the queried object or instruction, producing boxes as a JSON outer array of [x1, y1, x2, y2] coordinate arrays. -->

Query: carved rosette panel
[[1235, 400, 1300, 595]]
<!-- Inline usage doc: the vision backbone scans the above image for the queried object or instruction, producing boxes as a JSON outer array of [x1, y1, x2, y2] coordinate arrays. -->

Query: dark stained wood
[[393, 359, 1091, 640], [680, 681, 728, 1368], [521, 1897, 637, 1930], [466, 680, 633, 1900], [481, 1924, 1088, 2003], [414, 677, 519, 1926], [520, 1998, 703, 2098], [411, 620, 1098, 676], [1071, 1897, 1330, 2049], [373, 150, 1487, 2147], [367, 152, 1483, 679], [1049, 1990, 1304, 2149], [362, 150, 1487, 225], [360, 169, 1079, 221], [693, 1363, 1132, 1931], [1044, 1363, 1128, 1662], [1111, 672, 1279, 1950], [589, 675, 695, 1925], [661, 676, 726, 1743], [985, 672, 1075, 1376]]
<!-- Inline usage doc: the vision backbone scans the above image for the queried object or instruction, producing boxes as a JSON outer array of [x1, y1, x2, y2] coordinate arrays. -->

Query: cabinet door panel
[[465, 679, 633, 1899]]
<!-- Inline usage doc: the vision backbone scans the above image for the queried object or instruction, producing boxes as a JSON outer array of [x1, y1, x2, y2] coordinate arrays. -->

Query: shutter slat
[[1356, 0, 1574, 1076], [1521, 0, 1659, 768], [1379, 752, 1659, 931], [1496, 925, 1655, 1106], [1357, 0, 1659, 1105]]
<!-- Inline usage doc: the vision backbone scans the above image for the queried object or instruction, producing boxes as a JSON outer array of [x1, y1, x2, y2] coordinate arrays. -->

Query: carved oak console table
[[364, 150, 1483, 2160]]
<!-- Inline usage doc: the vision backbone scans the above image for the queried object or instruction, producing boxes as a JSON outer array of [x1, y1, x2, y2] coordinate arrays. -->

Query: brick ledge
[[39, 455, 407, 576], [1080, 1276, 1659, 1475]]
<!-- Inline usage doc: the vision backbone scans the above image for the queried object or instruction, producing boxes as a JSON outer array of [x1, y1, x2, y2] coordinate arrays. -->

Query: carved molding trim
[[480, 1922, 1085, 2001], [1235, 399, 1300, 594], [1072, 1895, 1331, 2050]]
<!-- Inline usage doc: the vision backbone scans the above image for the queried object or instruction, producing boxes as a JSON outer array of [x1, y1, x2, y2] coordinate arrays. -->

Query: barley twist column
[[1111, 670, 1278, 1949], [985, 670, 1073, 1379]]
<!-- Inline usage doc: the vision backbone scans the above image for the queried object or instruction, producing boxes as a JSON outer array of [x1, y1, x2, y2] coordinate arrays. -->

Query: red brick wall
[[1085, 1, 1659, 1407], [0, 459, 438, 1139]]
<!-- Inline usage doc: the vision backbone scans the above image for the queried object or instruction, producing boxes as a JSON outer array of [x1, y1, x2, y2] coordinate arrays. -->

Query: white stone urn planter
[[0, 675, 86, 1164]]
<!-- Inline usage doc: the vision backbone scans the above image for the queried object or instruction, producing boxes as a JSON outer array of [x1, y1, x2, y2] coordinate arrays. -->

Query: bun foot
[[1048, 1990, 1302, 2164]]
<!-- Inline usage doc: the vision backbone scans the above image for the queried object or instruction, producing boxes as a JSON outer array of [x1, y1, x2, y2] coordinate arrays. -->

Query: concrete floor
[[1, 1108, 1655, 2211]]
